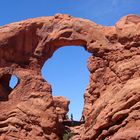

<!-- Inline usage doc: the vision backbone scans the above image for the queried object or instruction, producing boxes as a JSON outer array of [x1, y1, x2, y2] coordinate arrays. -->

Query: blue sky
[[5, 0, 140, 120]]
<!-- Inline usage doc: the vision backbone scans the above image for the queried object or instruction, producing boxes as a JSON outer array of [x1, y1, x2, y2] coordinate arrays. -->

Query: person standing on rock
[[71, 113, 73, 121], [71, 113, 74, 126], [81, 115, 85, 122]]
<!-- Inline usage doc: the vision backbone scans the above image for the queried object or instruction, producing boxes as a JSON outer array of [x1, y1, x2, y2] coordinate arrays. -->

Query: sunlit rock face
[[0, 14, 140, 140]]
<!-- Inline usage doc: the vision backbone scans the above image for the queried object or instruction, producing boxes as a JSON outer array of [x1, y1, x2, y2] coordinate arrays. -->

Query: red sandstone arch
[[0, 14, 111, 68], [0, 14, 140, 140]]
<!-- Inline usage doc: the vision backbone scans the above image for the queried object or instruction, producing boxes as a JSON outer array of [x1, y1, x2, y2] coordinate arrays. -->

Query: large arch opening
[[41, 46, 90, 121]]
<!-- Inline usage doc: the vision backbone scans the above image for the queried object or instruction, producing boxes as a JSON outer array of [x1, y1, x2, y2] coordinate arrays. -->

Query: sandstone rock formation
[[53, 96, 70, 121], [0, 14, 140, 140]]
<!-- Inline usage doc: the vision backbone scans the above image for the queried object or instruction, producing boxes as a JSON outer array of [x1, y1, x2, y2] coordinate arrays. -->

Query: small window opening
[[0, 74, 18, 101], [9, 75, 18, 89]]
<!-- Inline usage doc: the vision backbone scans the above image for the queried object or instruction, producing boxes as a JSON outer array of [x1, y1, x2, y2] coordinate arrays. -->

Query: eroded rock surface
[[53, 96, 70, 122], [0, 14, 140, 140]]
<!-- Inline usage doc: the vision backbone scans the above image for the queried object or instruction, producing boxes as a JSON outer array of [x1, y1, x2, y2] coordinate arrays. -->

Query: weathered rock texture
[[53, 96, 70, 121], [0, 14, 140, 140]]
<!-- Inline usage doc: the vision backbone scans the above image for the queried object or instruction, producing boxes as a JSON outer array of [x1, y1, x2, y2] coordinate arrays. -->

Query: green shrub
[[62, 132, 75, 140]]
